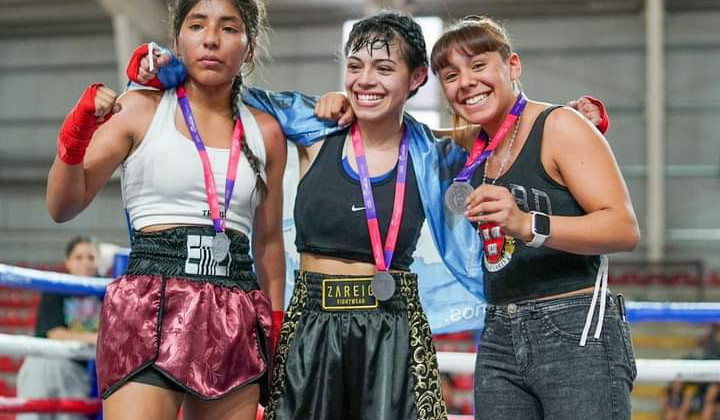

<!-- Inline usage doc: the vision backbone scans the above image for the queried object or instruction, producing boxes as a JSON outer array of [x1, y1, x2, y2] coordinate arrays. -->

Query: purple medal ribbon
[[176, 86, 244, 260], [351, 124, 410, 300]]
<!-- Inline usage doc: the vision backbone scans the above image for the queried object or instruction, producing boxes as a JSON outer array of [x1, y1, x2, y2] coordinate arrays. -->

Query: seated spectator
[[16, 236, 102, 420]]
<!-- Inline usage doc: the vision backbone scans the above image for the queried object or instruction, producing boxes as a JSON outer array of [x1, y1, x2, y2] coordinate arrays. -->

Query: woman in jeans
[[431, 16, 640, 420]]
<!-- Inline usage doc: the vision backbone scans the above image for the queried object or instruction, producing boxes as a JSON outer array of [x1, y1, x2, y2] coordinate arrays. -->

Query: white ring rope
[[2, 263, 720, 384], [0, 333, 95, 360], [1, 334, 719, 383], [436, 352, 720, 382]]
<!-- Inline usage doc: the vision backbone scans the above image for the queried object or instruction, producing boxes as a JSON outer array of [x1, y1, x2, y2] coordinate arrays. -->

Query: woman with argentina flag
[[125, 10, 607, 419]]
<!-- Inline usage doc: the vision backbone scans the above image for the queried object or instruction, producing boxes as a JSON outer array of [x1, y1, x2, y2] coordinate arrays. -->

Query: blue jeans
[[474, 294, 637, 420]]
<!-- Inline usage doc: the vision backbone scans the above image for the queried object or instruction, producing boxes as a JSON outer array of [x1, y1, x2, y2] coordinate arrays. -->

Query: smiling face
[[431, 17, 521, 130], [437, 48, 520, 128], [344, 37, 427, 124], [174, 0, 253, 86]]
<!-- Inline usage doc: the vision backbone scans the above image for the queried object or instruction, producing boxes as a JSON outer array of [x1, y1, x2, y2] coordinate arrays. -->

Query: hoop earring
[[512, 79, 520, 93], [446, 105, 456, 116]]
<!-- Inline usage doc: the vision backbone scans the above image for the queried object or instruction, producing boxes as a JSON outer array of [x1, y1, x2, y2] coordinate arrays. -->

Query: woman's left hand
[[465, 184, 531, 241]]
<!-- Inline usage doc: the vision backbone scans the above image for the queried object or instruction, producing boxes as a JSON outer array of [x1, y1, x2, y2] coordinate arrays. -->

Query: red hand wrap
[[582, 95, 610, 135], [57, 83, 107, 165], [126, 43, 164, 89], [271, 310, 284, 354]]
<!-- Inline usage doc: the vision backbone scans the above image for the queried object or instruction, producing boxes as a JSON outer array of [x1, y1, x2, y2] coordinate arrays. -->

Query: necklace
[[482, 115, 522, 186]]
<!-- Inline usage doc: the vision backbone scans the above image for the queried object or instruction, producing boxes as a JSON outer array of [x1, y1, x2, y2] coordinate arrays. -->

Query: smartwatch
[[526, 211, 550, 248]]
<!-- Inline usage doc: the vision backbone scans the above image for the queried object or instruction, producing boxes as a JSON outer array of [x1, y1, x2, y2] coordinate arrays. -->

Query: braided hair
[[231, 76, 267, 201], [344, 10, 429, 98]]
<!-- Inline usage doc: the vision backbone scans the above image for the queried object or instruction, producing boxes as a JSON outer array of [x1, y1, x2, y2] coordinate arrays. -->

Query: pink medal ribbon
[[350, 124, 409, 301], [444, 92, 528, 214], [176, 86, 244, 262]]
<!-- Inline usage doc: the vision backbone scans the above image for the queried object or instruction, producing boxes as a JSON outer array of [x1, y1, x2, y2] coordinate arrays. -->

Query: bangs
[[430, 21, 511, 74]]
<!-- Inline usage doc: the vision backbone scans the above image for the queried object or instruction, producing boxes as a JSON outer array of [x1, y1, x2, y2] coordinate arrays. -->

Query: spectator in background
[[16, 235, 102, 420]]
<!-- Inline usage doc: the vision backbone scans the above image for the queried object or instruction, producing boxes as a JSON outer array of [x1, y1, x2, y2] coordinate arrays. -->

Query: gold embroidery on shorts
[[403, 276, 449, 420]]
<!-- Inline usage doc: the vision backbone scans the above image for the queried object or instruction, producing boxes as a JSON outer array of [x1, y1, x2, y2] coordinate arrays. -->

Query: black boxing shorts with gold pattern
[[264, 270, 447, 420]]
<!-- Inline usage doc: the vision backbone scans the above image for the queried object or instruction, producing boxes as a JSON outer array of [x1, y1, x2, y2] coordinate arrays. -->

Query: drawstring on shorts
[[579, 255, 609, 346]]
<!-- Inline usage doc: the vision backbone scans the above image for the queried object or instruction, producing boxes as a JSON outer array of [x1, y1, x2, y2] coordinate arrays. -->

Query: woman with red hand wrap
[[47, 1, 287, 420], [56, 84, 120, 166]]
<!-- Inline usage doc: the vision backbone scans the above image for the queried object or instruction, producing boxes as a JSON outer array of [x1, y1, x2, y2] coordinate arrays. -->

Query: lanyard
[[453, 92, 528, 183], [176, 86, 244, 234], [350, 123, 409, 273]]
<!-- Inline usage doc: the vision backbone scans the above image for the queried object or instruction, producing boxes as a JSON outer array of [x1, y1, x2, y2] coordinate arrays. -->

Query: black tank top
[[471, 106, 600, 304], [294, 129, 424, 271]]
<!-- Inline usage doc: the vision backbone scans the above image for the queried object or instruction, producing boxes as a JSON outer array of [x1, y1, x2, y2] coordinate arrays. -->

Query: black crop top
[[470, 106, 601, 304], [294, 129, 425, 271]]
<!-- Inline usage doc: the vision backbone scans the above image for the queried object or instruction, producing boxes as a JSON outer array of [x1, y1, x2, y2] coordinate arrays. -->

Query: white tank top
[[121, 89, 267, 236]]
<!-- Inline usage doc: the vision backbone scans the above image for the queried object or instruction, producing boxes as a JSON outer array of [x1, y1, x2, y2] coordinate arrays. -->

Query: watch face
[[534, 213, 551, 236]]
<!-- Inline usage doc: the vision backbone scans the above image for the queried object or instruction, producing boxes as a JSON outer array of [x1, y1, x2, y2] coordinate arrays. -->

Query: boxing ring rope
[[3, 263, 719, 322], [1, 262, 720, 417], [1, 334, 718, 383], [0, 264, 109, 297], [436, 352, 720, 382], [0, 333, 95, 360]]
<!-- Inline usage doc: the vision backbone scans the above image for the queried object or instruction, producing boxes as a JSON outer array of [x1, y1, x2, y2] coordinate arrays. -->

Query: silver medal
[[371, 272, 396, 301], [212, 232, 231, 262], [444, 182, 474, 214]]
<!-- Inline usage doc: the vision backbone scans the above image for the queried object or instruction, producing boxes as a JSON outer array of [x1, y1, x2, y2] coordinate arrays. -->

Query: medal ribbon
[[351, 124, 409, 272], [176, 86, 244, 233], [453, 92, 528, 183]]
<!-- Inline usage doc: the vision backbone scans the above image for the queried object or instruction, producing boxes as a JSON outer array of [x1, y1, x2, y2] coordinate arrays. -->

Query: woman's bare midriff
[[300, 253, 380, 276], [140, 224, 243, 234], [141, 224, 187, 233], [534, 286, 596, 301]]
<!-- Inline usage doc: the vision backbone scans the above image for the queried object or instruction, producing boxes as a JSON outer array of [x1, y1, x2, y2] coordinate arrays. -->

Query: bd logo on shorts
[[479, 222, 515, 272]]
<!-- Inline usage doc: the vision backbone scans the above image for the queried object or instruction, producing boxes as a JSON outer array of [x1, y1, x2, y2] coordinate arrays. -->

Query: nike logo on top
[[351, 204, 366, 212]]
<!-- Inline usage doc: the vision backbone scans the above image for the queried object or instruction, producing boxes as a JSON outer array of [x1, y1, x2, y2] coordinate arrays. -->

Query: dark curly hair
[[344, 10, 429, 98]]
